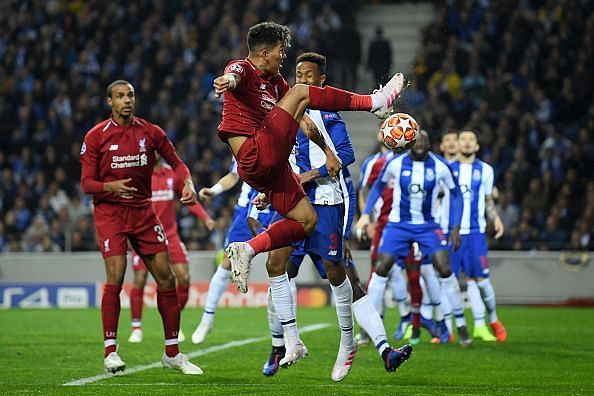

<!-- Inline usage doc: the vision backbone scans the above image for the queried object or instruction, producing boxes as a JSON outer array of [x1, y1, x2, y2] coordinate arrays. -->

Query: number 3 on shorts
[[154, 224, 166, 242]]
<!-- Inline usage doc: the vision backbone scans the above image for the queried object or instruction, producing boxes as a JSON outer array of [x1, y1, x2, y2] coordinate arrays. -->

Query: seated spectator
[[538, 215, 567, 251]]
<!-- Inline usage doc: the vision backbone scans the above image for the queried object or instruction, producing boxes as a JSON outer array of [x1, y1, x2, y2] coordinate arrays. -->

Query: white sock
[[330, 277, 354, 347], [367, 272, 388, 315], [244, 242, 255, 259], [478, 278, 498, 323], [467, 280, 486, 326], [353, 295, 390, 356], [267, 288, 284, 347], [289, 277, 297, 319], [202, 265, 230, 325], [420, 265, 443, 321], [269, 273, 299, 345], [440, 273, 466, 327], [420, 277, 433, 319], [388, 266, 410, 317], [440, 287, 453, 335]]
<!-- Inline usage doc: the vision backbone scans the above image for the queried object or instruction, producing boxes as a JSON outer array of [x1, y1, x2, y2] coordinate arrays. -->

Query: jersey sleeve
[[483, 163, 494, 196], [325, 113, 355, 167], [152, 124, 191, 182], [379, 159, 395, 184], [79, 131, 104, 194], [224, 61, 249, 91], [368, 157, 386, 187], [439, 161, 457, 190]]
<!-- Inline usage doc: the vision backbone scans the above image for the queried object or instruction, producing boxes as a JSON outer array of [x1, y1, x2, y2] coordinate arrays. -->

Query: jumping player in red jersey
[[80, 80, 202, 375], [128, 156, 215, 344], [215, 22, 404, 367]]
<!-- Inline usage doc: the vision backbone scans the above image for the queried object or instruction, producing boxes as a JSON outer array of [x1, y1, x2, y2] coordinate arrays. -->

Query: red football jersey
[[80, 116, 190, 208], [217, 58, 290, 139], [366, 151, 395, 224], [151, 164, 210, 236]]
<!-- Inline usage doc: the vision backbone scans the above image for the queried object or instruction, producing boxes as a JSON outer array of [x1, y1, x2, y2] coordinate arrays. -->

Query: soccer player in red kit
[[216, 22, 405, 294], [128, 155, 215, 344], [80, 80, 202, 375]]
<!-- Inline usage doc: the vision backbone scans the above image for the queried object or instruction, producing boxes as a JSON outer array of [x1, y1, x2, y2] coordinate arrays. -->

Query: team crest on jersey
[[473, 169, 482, 181], [80, 143, 86, 155], [230, 63, 244, 73], [139, 138, 146, 152], [425, 168, 435, 181]]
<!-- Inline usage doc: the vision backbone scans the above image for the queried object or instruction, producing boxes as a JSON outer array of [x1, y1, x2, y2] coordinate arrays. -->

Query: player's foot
[[280, 340, 308, 368], [262, 346, 286, 376], [393, 316, 412, 340], [372, 73, 406, 118], [437, 320, 450, 344], [355, 331, 371, 346], [178, 329, 185, 343], [457, 325, 472, 346], [332, 342, 357, 382], [226, 242, 253, 293], [128, 328, 143, 343], [191, 321, 213, 344], [409, 328, 421, 345], [420, 316, 439, 338], [104, 352, 126, 374], [382, 344, 413, 372], [162, 353, 203, 375], [490, 320, 508, 343], [473, 325, 497, 342]]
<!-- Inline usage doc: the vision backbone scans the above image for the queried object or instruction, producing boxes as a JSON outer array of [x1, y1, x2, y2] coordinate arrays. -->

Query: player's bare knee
[[303, 211, 318, 234], [155, 273, 176, 290]]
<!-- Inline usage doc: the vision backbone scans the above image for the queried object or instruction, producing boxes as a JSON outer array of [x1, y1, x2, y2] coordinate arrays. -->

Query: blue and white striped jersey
[[379, 152, 457, 224], [293, 110, 355, 206], [449, 159, 494, 234], [230, 158, 254, 208]]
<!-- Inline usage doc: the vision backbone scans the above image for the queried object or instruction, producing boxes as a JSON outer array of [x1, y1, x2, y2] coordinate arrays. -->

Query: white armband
[[211, 183, 224, 196], [225, 74, 237, 90]]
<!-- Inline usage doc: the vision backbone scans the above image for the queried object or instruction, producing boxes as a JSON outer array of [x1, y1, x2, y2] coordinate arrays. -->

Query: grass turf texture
[[0, 307, 592, 395]]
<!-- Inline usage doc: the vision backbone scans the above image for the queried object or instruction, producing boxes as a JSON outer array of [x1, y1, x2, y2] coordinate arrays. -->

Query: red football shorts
[[234, 106, 306, 216], [93, 202, 168, 258], [131, 232, 188, 270]]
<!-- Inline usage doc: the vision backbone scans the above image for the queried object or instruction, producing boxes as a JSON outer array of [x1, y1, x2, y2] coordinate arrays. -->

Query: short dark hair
[[106, 80, 133, 98], [296, 52, 326, 75], [441, 130, 458, 140], [247, 22, 291, 53]]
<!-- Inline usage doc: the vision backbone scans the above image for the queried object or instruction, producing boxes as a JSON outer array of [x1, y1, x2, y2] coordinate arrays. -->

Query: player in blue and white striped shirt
[[357, 130, 464, 344], [450, 130, 507, 343]]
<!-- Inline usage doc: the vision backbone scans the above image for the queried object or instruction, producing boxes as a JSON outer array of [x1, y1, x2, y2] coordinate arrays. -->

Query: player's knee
[[176, 272, 190, 286], [303, 210, 318, 234]]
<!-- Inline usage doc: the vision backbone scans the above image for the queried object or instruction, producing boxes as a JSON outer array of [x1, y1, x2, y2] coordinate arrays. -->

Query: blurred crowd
[[0, 0, 591, 253], [400, 0, 594, 250], [0, 0, 359, 252]]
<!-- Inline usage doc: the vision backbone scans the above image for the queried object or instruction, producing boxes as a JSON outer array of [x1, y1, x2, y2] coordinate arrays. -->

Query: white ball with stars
[[380, 113, 420, 151]]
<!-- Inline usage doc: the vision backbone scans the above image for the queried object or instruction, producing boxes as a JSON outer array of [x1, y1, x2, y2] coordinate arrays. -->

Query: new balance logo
[[109, 144, 119, 151], [328, 250, 338, 256]]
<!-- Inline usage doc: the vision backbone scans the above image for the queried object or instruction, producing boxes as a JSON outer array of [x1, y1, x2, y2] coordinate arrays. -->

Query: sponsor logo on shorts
[[104, 239, 110, 253], [328, 250, 337, 256]]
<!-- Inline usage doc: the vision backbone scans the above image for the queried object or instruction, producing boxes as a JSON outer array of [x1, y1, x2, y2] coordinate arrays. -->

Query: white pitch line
[[63, 323, 331, 386]]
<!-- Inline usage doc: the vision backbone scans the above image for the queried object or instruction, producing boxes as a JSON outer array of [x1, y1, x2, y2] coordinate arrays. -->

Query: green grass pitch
[[0, 306, 592, 395]]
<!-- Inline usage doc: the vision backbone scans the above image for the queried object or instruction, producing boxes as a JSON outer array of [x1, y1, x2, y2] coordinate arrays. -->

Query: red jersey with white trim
[[150, 164, 210, 236], [366, 151, 395, 224], [80, 116, 190, 208], [217, 58, 290, 139]]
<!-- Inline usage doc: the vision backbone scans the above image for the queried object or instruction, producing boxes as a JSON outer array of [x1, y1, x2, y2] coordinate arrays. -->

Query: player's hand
[[493, 217, 504, 239], [299, 170, 318, 184], [204, 218, 216, 231], [252, 193, 269, 210], [199, 187, 214, 201], [104, 178, 137, 199], [325, 150, 342, 178], [355, 214, 371, 241], [213, 74, 236, 97], [180, 180, 197, 205], [449, 226, 462, 252]]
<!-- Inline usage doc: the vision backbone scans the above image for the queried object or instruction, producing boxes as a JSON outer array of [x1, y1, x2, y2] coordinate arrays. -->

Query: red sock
[[308, 85, 372, 111], [157, 288, 180, 357], [247, 218, 306, 255], [176, 284, 189, 311], [407, 269, 422, 329], [130, 287, 144, 328], [102, 284, 121, 357]]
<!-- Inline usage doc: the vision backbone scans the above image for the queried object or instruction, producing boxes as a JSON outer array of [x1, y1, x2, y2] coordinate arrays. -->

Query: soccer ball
[[380, 113, 419, 150]]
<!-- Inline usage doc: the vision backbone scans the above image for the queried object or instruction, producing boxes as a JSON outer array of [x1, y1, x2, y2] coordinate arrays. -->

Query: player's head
[[439, 130, 459, 158], [295, 52, 326, 87], [247, 22, 291, 76], [458, 130, 479, 158], [410, 129, 430, 161], [106, 80, 135, 119]]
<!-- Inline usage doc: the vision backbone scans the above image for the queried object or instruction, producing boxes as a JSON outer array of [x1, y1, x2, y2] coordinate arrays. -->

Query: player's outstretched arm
[[213, 73, 242, 97], [299, 114, 341, 177], [199, 172, 240, 200]]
